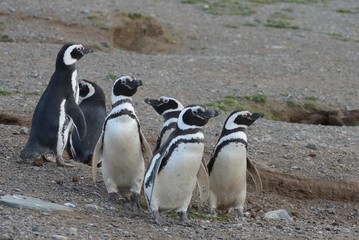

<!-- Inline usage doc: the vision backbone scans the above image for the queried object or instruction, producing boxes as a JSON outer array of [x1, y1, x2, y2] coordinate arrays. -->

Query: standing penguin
[[20, 44, 93, 166], [92, 76, 152, 210], [144, 96, 184, 153], [207, 110, 263, 218], [68, 79, 106, 165], [144, 105, 219, 225]]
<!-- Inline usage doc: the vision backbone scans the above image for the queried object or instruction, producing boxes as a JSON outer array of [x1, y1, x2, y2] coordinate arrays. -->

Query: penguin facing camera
[[144, 104, 219, 225], [92, 76, 152, 211]]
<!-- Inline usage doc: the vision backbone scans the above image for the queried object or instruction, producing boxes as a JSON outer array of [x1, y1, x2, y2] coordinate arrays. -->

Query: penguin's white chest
[[102, 116, 144, 190], [153, 141, 204, 210], [209, 142, 247, 206]]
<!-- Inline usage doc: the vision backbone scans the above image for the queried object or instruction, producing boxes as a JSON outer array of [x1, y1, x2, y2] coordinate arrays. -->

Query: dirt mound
[[255, 160, 359, 202], [110, 13, 181, 54]]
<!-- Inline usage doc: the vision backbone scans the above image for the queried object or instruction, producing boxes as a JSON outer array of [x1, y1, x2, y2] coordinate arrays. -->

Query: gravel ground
[[0, 0, 358, 239]]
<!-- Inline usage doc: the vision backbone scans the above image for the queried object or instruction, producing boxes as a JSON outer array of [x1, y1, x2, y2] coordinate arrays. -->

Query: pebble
[[64, 202, 76, 208], [51, 234, 68, 240], [306, 143, 317, 150], [84, 204, 102, 211], [264, 209, 293, 222]]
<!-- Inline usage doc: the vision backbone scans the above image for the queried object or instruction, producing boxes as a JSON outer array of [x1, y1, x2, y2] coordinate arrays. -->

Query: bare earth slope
[[0, 0, 358, 239]]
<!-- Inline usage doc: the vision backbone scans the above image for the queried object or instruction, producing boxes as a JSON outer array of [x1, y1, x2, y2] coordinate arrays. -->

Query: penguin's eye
[[121, 79, 126, 84], [193, 110, 198, 115], [76, 46, 83, 51], [164, 99, 169, 103]]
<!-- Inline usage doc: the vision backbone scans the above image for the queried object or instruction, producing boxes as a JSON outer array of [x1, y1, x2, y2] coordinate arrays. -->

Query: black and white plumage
[[144, 105, 219, 225], [207, 110, 263, 218], [69, 79, 106, 165], [20, 43, 93, 166], [92, 76, 152, 210], [144, 96, 184, 153]]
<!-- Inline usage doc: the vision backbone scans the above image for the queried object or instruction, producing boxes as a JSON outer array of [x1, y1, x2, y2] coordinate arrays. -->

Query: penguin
[[20, 43, 93, 167], [68, 79, 107, 165], [144, 105, 219, 225], [207, 110, 264, 218], [144, 96, 184, 153], [92, 76, 152, 210]]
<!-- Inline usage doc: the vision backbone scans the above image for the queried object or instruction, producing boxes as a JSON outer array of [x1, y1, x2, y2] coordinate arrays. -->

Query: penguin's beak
[[131, 79, 142, 88], [252, 112, 264, 120], [202, 108, 220, 120], [144, 98, 160, 107], [80, 47, 94, 56]]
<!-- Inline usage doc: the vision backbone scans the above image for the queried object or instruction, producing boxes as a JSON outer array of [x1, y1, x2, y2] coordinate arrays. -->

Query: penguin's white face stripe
[[159, 96, 184, 115], [177, 106, 206, 130], [71, 70, 79, 103], [79, 81, 95, 101], [225, 111, 251, 130], [63, 44, 83, 65]]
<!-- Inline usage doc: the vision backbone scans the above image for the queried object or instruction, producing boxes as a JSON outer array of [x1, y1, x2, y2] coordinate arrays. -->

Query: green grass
[[265, 19, 299, 29], [335, 8, 359, 14], [0, 88, 14, 96], [203, 1, 256, 16], [327, 32, 352, 42], [106, 73, 118, 81], [249, 0, 327, 4], [127, 12, 144, 19]]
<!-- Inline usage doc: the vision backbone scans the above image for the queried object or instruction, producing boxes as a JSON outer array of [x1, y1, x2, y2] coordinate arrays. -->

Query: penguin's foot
[[130, 193, 141, 212], [209, 207, 218, 217], [42, 154, 56, 163], [153, 211, 170, 226], [108, 192, 117, 202], [56, 157, 74, 167], [234, 208, 244, 221], [178, 211, 194, 227]]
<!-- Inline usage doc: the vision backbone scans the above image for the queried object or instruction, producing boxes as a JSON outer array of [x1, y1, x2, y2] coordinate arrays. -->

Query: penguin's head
[[144, 96, 184, 115], [178, 105, 219, 129], [57, 43, 93, 67], [225, 110, 264, 130], [78, 79, 106, 105], [112, 76, 142, 100]]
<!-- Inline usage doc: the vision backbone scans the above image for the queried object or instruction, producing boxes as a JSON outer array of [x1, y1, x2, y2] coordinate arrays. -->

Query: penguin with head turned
[[92, 76, 152, 211], [144, 104, 219, 225], [144, 96, 184, 153], [207, 110, 263, 219], [68, 79, 107, 165], [20, 43, 93, 166]]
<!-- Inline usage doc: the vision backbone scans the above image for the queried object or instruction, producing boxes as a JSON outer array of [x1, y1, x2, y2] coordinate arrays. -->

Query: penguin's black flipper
[[65, 97, 87, 140]]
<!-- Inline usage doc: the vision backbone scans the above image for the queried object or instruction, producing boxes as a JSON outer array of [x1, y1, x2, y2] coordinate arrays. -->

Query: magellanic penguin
[[92, 76, 152, 210], [144, 96, 210, 203], [207, 110, 264, 218], [20, 44, 93, 167], [68, 79, 107, 165], [144, 96, 184, 153], [144, 105, 219, 225]]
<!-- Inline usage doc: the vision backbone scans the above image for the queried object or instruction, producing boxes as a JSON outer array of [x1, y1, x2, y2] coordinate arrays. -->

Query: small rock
[[51, 234, 68, 240], [68, 227, 77, 235], [306, 143, 317, 150], [72, 176, 79, 183], [308, 151, 316, 157], [326, 207, 336, 214], [64, 202, 76, 208], [19, 127, 29, 135], [32, 159, 44, 167], [264, 209, 293, 221], [84, 204, 102, 211]]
